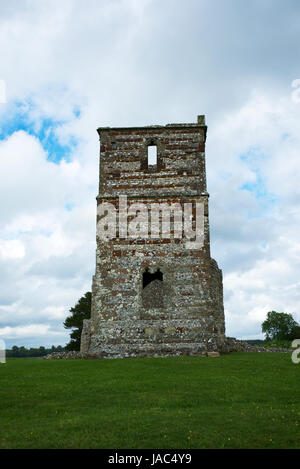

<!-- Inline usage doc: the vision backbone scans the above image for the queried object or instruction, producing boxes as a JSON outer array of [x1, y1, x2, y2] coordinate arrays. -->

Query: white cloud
[[0, 240, 25, 260], [0, 128, 95, 347], [0, 324, 62, 339], [207, 90, 300, 338]]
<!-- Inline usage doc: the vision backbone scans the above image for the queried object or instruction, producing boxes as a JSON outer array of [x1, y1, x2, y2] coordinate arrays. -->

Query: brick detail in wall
[[80, 116, 226, 358]]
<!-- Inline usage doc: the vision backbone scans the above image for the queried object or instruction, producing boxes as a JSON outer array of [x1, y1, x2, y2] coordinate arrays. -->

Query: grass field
[[0, 353, 299, 449]]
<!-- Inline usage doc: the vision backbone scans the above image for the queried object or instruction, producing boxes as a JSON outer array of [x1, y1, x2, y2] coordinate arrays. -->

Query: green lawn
[[0, 353, 299, 449]]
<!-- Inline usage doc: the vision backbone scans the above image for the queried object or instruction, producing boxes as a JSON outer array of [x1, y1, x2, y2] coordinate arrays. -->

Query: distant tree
[[12, 345, 19, 357], [262, 311, 299, 341], [64, 292, 91, 351], [290, 325, 300, 340]]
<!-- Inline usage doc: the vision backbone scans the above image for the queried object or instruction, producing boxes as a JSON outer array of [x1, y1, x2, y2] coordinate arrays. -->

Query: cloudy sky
[[0, 0, 300, 348]]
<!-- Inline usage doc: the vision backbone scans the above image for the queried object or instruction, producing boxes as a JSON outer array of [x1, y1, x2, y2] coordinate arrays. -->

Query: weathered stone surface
[[42, 340, 291, 359], [82, 116, 227, 358], [42, 351, 83, 359], [80, 319, 91, 354], [207, 351, 220, 357], [221, 337, 292, 353], [142, 279, 164, 309]]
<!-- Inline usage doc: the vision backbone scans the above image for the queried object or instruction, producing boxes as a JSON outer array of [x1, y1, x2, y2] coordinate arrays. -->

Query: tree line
[[6, 345, 65, 358]]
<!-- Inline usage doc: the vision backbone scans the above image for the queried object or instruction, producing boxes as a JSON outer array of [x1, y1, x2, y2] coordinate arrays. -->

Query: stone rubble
[[43, 339, 292, 360]]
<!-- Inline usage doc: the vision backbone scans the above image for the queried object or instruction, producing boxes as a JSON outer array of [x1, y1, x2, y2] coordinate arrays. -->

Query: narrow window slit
[[147, 145, 157, 166]]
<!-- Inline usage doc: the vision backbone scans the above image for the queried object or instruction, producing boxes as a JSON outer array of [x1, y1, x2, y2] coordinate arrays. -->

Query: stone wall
[[83, 116, 226, 358]]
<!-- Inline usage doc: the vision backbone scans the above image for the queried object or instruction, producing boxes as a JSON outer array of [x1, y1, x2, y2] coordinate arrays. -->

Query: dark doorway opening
[[143, 268, 163, 289]]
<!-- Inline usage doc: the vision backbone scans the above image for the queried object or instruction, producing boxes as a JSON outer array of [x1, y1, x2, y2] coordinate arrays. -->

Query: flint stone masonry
[[81, 116, 227, 358], [80, 319, 92, 354], [44, 341, 292, 359], [142, 279, 164, 309]]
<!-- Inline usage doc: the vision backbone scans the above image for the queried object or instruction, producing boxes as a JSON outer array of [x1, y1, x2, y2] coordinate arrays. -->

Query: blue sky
[[0, 101, 79, 164], [1, 0, 300, 348]]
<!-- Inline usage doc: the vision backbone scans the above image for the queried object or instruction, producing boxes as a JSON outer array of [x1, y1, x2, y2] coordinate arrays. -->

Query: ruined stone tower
[[81, 116, 226, 358]]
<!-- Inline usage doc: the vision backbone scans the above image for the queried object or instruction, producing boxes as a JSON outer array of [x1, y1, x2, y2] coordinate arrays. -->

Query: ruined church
[[80, 116, 226, 358]]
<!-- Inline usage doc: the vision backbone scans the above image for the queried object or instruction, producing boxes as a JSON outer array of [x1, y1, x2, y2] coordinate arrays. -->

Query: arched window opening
[[143, 268, 163, 289]]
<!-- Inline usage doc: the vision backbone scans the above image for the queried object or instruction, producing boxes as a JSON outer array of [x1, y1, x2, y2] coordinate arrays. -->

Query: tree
[[64, 292, 91, 351], [290, 325, 300, 340], [12, 345, 19, 357], [262, 311, 299, 341]]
